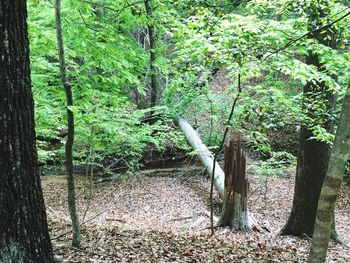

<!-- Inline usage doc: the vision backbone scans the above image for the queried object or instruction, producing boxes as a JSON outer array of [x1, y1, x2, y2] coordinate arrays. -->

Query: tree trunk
[[144, 0, 158, 108], [281, 1, 337, 237], [308, 81, 350, 263], [175, 116, 225, 199], [0, 1, 54, 262], [175, 117, 258, 230], [220, 136, 251, 231], [55, 0, 81, 248]]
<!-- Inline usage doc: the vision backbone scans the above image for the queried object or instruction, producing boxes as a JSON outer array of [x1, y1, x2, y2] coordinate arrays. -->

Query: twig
[[105, 218, 126, 223], [166, 216, 194, 223], [78, 10, 98, 32], [203, 0, 251, 9], [52, 191, 123, 240], [335, 209, 350, 213], [80, 0, 144, 18]]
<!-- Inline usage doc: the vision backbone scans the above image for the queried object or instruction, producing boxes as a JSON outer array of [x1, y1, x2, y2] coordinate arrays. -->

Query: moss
[[0, 241, 25, 263]]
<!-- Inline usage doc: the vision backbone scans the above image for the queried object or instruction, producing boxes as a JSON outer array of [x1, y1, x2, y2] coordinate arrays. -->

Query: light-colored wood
[[175, 116, 225, 199]]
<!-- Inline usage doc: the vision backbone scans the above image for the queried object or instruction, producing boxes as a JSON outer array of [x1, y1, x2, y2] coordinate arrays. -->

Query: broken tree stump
[[175, 117, 260, 231], [220, 134, 251, 231]]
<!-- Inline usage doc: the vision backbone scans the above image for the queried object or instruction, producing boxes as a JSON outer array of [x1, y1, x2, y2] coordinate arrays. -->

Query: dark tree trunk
[[144, 0, 158, 108], [281, 125, 332, 236], [55, 0, 81, 247], [281, 1, 337, 237], [0, 1, 54, 262]]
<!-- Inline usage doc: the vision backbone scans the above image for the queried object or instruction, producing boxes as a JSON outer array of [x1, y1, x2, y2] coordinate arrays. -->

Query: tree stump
[[220, 134, 251, 231]]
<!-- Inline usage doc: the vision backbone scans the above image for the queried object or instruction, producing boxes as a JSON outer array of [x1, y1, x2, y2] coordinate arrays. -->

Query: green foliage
[[248, 151, 297, 178], [27, 0, 350, 173], [163, 0, 349, 159], [28, 1, 187, 171]]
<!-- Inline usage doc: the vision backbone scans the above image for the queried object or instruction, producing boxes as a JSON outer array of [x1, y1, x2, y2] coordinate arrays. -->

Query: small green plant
[[249, 151, 297, 178]]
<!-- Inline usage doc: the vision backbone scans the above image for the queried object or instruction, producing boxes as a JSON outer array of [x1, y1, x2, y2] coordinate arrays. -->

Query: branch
[[78, 10, 99, 32], [263, 9, 350, 60], [203, 0, 248, 8], [195, 0, 251, 34], [80, 0, 144, 18]]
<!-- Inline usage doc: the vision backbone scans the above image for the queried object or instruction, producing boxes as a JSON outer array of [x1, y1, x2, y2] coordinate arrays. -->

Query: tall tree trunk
[[281, 1, 337, 237], [308, 82, 350, 263], [144, 0, 158, 108], [55, 0, 81, 248], [0, 1, 54, 262]]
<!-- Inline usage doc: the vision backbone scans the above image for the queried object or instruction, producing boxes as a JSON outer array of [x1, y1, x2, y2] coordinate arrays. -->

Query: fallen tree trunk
[[175, 116, 261, 232], [175, 116, 225, 199]]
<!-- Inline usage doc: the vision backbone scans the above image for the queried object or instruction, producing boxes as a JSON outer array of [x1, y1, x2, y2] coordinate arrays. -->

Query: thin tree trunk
[[55, 0, 81, 248], [144, 0, 158, 108], [0, 1, 54, 261], [308, 81, 350, 263]]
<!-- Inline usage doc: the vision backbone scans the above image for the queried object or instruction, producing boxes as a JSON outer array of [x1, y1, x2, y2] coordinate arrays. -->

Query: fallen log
[[175, 116, 225, 199]]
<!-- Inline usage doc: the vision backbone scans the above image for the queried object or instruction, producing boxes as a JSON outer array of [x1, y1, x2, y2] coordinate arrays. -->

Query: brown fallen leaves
[[42, 172, 350, 263]]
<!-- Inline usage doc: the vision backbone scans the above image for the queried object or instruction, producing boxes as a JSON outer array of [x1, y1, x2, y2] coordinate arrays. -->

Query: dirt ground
[[42, 168, 350, 262]]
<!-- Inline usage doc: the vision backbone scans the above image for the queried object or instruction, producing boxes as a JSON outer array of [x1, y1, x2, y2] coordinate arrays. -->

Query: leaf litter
[[42, 170, 350, 262]]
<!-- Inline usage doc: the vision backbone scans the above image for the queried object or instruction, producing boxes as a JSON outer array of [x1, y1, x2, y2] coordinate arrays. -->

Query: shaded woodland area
[[1, 0, 350, 262]]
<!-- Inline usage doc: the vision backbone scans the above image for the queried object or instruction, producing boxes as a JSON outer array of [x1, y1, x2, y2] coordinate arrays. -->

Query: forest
[[1, 0, 350, 262]]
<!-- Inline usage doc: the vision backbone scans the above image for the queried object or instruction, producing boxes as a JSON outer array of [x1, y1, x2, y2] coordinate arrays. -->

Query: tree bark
[[281, 1, 337, 237], [144, 0, 158, 108], [55, 0, 81, 248], [220, 137, 251, 231], [0, 1, 54, 262], [308, 81, 350, 263], [175, 117, 258, 230], [175, 116, 225, 199]]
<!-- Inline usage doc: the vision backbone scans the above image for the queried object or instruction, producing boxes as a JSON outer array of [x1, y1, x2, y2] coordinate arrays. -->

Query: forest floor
[[42, 166, 350, 262]]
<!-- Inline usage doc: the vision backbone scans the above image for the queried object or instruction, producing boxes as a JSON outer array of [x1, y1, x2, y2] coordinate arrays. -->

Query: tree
[[308, 81, 350, 262], [281, 0, 338, 237], [0, 0, 54, 262], [144, 0, 158, 108], [55, 0, 81, 247]]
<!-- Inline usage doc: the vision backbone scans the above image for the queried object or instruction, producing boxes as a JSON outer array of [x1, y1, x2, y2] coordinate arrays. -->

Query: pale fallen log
[[175, 116, 225, 200]]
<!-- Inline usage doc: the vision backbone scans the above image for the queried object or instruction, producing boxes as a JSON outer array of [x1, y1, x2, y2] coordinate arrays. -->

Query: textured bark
[[308, 82, 350, 263], [144, 0, 158, 108], [55, 0, 81, 248], [0, 1, 54, 262], [220, 137, 251, 231], [281, 1, 337, 237], [175, 117, 259, 232]]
